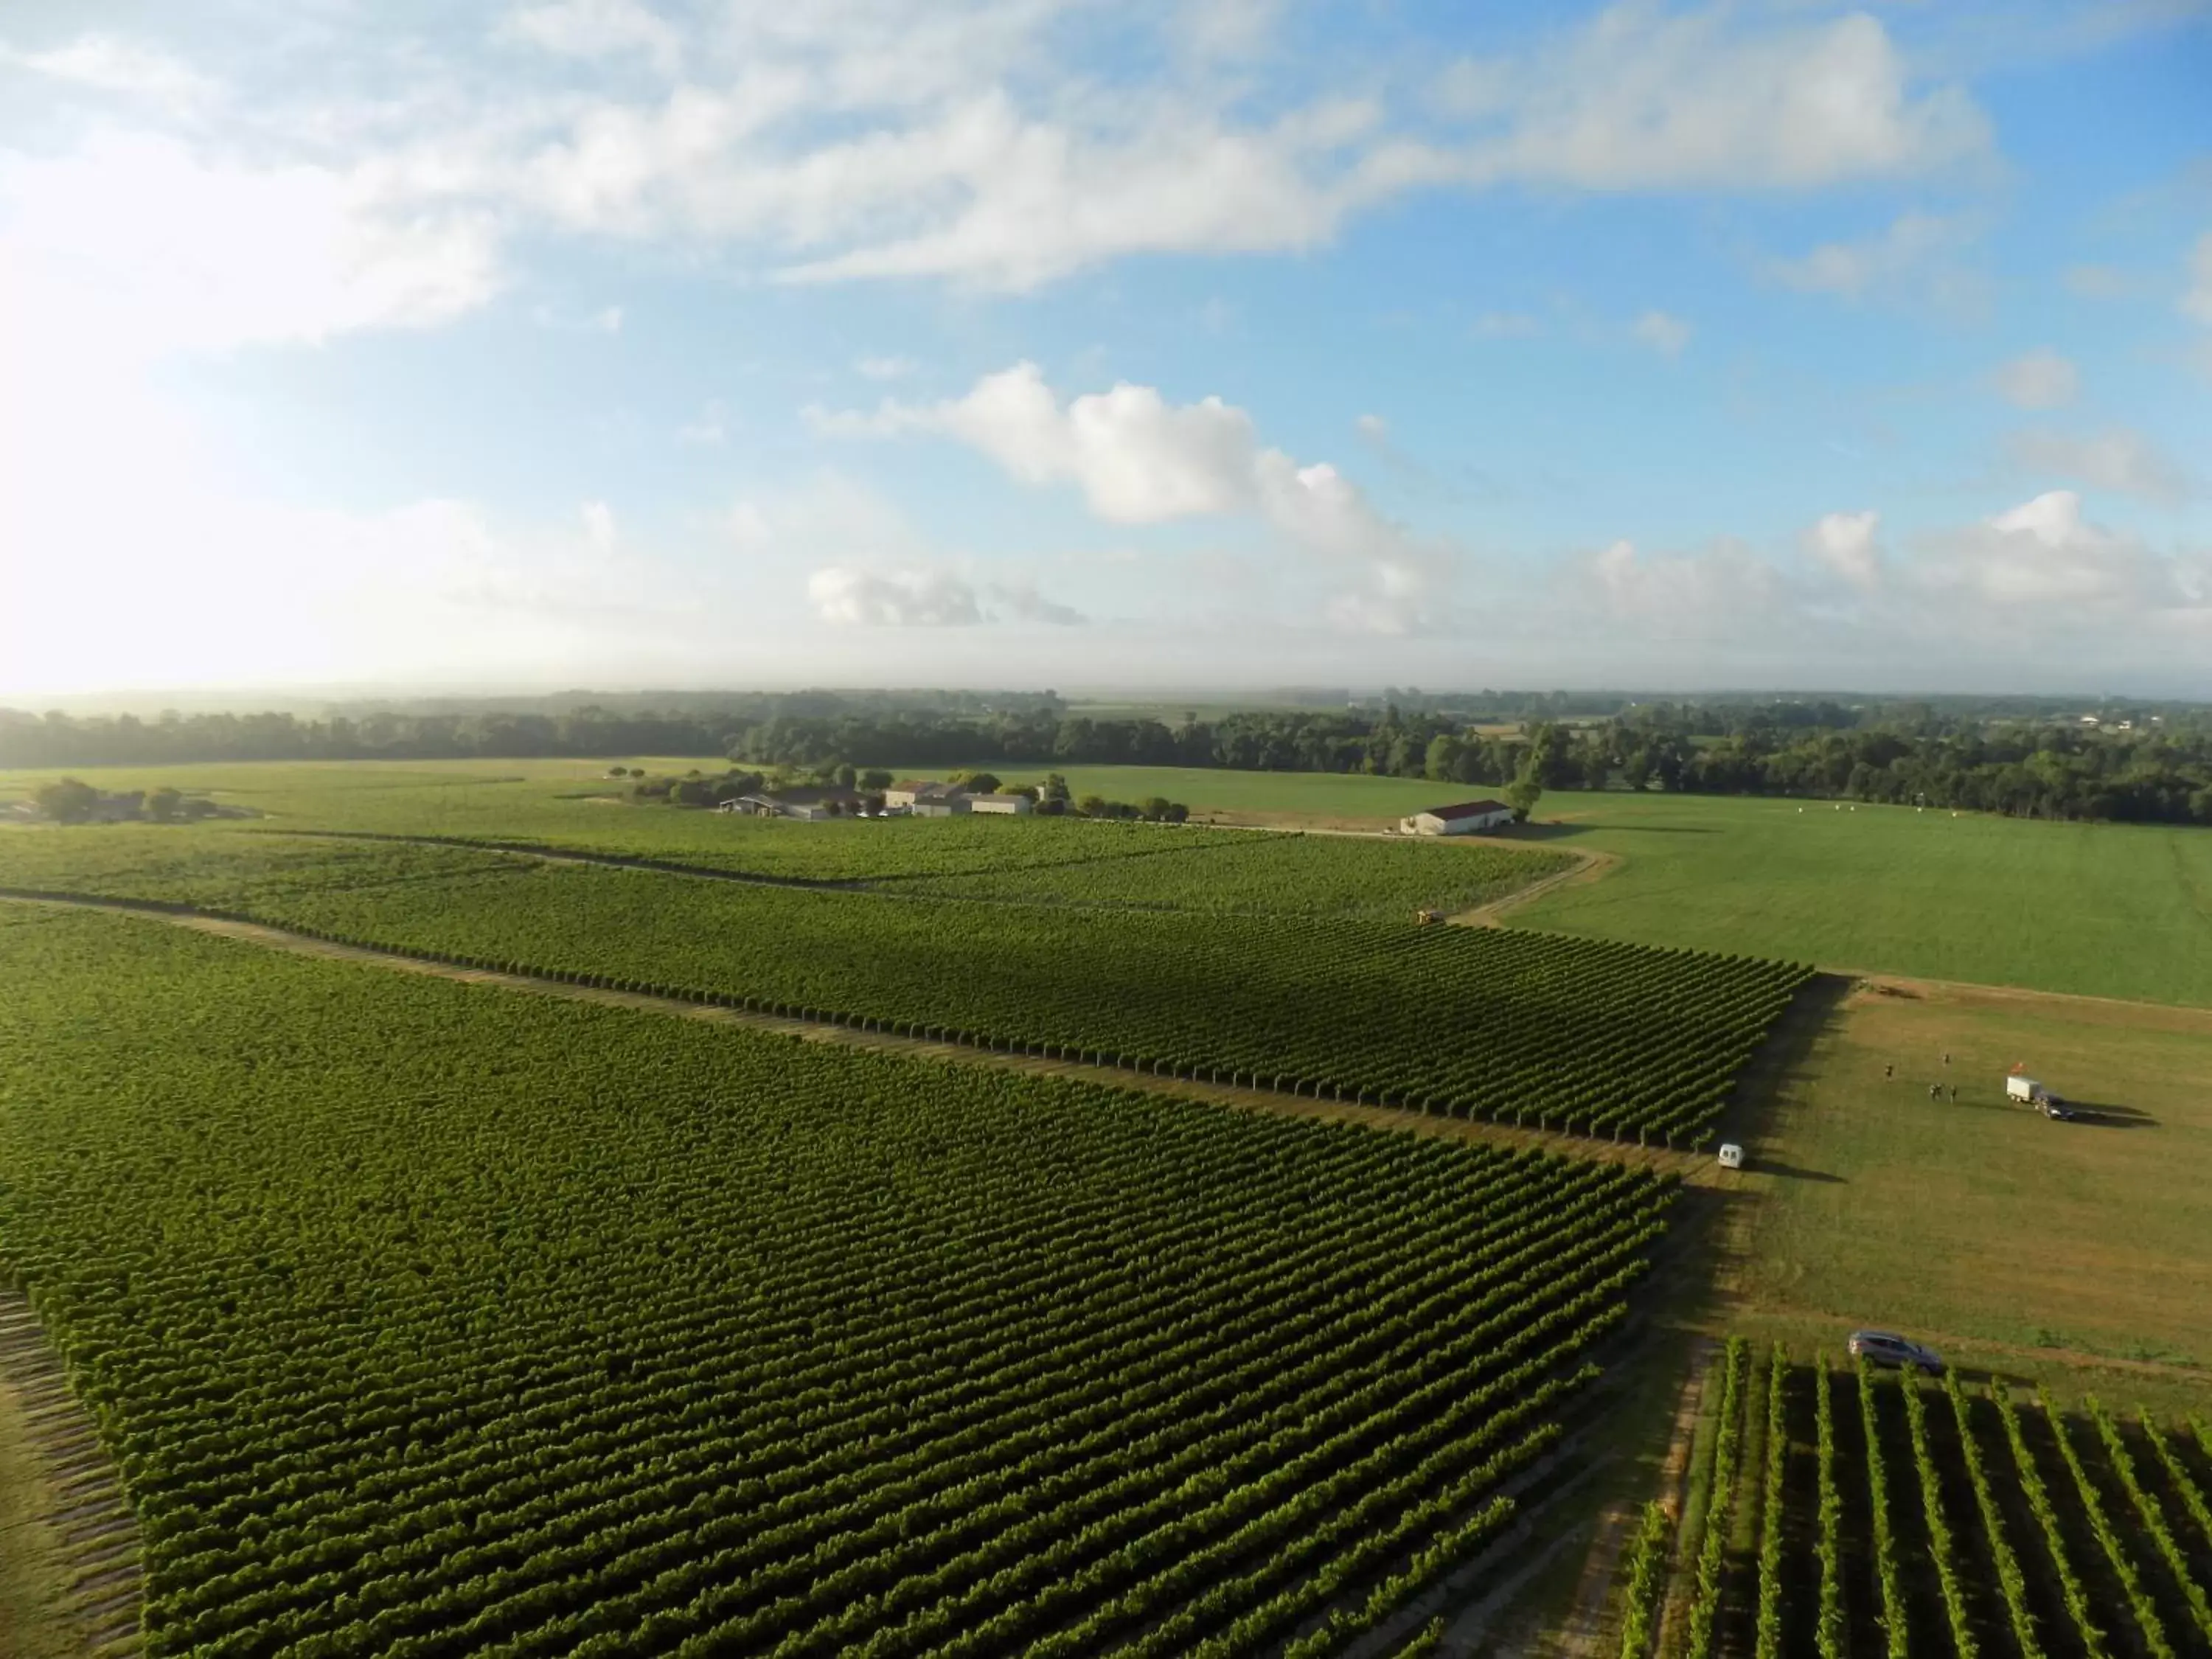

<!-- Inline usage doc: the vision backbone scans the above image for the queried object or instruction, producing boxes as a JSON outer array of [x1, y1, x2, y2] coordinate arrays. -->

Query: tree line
[[7, 697, 2209, 824]]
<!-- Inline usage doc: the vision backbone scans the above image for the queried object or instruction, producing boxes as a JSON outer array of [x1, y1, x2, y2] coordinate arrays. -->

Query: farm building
[[1399, 799, 1516, 836], [721, 788, 870, 821], [884, 781, 966, 809], [966, 793, 1033, 815]]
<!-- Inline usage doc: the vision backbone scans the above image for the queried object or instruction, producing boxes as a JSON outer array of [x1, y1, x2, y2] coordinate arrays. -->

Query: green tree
[[860, 769, 894, 790], [34, 778, 100, 823], [144, 786, 184, 822], [1506, 773, 1543, 823], [955, 771, 1003, 796], [1076, 793, 1109, 818], [1141, 796, 1173, 821]]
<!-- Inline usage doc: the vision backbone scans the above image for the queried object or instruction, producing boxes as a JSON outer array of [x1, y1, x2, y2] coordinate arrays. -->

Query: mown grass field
[[1514, 792, 2212, 1009], [1719, 975, 2212, 1405]]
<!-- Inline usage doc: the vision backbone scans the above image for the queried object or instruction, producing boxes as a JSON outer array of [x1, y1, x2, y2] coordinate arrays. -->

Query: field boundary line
[[0, 888, 1705, 1176], [0, 1287, 145, 1658], [1447, 849, 1622, 928]]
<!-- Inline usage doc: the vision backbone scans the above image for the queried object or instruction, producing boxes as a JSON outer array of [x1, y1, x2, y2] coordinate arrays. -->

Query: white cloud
[[990, 580, 1087, 626], [582, 500, 616, 549], [1913, 490, 2168, 611], [814, 361, 1440, 630], [2006, 428, 2194, 504], [1583, 537, 1781, 634], [499, 0, 684, 77], [1422, 7, 1989, 192], [1992, 349, 2078, 410], [1803, 510, 1884, 590], [1763, 209, 1980, 307], [1632, 309, 1691, 358], [2185, 232, 2212, 326], [1355, 413, 1389, 440], [856, 355, 918, 380], [0, 133, 501, 366], [1, 6, 1997, 310], [1, 34, 217, 110], [809, 567, 983, 627]]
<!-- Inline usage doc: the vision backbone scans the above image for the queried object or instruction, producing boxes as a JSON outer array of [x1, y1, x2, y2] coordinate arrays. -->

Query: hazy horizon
[[4, 1, 2208, 701]]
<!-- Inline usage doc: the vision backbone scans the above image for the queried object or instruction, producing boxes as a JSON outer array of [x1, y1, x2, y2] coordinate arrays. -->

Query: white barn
[[966, 793, 1034, 815], [1399, 798, 1516, 836]]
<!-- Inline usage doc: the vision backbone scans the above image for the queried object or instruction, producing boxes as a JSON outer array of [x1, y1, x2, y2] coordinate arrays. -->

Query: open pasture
[[1725, 977, 2212, 1387], [1514, 793, 2212, 1008], [0, 905, 1677, 1658]]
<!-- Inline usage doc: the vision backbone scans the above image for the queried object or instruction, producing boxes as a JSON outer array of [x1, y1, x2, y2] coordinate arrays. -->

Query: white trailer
[[2006, 1074, 2048, 1105]]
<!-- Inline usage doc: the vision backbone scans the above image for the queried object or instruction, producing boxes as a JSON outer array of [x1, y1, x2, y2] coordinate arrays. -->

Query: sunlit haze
[[3, 1, 2210, 700]]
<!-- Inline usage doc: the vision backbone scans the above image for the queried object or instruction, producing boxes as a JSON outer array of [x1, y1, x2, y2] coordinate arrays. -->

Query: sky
[[1, 0, 2210, 701]]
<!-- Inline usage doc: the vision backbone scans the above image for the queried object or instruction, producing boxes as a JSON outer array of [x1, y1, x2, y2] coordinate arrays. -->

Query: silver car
[[1848, 1330, 1946, 1374]]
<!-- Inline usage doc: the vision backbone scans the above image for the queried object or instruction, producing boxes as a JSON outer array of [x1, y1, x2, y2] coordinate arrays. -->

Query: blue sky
[[1, 0, 2208, 699]]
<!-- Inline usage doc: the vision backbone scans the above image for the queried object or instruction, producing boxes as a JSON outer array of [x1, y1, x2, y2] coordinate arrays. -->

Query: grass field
[[1720, 975, 2212, 1402], [1514, 792, 2212, 1009]]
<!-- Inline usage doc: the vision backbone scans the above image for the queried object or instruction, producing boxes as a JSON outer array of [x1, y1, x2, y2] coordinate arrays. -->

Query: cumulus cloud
[[1803, 510, 1883, 591], [856, 355, 918, 380], [814, 361, 1440, 631], [1913, 490, 2171, 611], [2006, 428, 2194, 505], [808, 567, 984, 627], [1992, 349, 2078, 410], [1632, 310, 1691, 358]]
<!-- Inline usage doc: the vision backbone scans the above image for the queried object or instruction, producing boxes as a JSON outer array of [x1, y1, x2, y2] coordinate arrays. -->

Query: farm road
[[1, 888, 1700, 1179]]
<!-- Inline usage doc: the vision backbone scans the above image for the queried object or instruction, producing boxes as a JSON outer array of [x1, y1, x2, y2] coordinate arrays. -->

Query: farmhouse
[[965, 793, 1033, 815], [1399, 799, 1516, 836]]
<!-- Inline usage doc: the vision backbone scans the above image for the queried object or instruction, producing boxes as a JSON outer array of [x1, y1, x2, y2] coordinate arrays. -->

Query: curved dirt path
[[1, 889, 1699, 1179], [1447, 849, 1621, 928]]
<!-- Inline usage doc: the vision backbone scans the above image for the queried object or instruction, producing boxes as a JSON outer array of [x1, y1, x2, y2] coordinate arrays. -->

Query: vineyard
[[1620, 1340, 2212, 1659], [0, 905, 1680, 1657], [0, 813, 1571, 918], [0, 837, 1812, 1147]]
